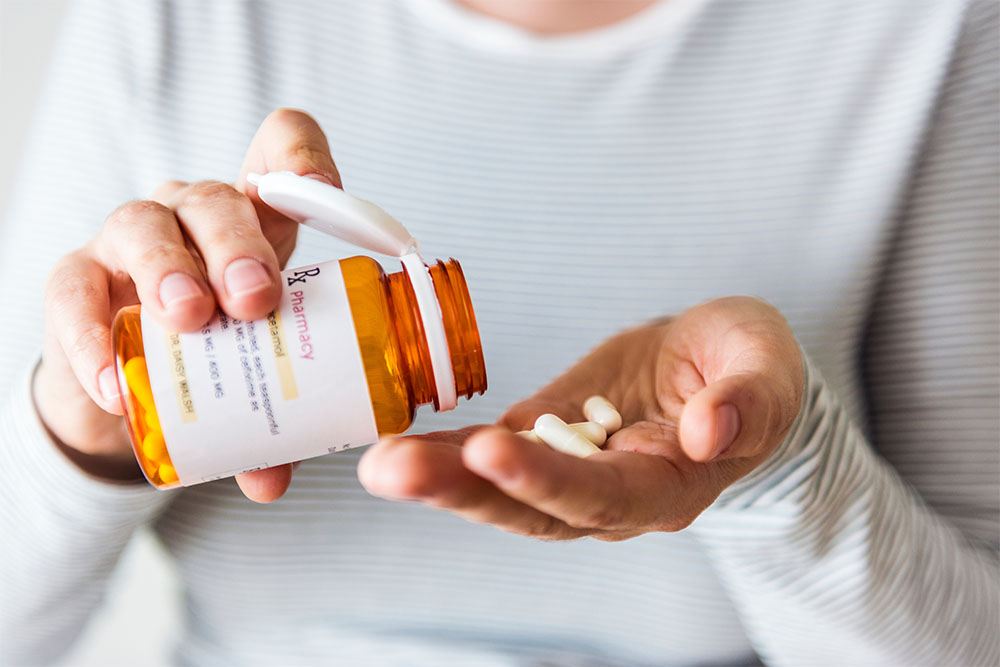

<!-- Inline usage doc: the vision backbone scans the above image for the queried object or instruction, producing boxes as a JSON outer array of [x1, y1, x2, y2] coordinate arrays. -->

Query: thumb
[[236, 108, 343, 263], [678, 371, 798, 463], [238, 108, 342, 189]]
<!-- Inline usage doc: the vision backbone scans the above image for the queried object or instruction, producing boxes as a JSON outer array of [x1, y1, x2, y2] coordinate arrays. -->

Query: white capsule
[[583, 396, 622, 435], [533, 414, 602, 458], [516, 430, 542, 444], [570, 421, 607, 446], [517, 422, 606, 447]]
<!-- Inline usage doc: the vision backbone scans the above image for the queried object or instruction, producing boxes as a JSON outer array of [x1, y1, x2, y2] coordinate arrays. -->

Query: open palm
[[359, 296, 804, 541]]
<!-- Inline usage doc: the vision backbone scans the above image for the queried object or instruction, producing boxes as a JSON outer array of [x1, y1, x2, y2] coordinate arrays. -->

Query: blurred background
[[1, 2, 181, 665]]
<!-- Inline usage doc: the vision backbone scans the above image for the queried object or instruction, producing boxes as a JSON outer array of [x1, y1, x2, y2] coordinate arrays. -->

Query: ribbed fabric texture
[[0, 0, 996, 665]]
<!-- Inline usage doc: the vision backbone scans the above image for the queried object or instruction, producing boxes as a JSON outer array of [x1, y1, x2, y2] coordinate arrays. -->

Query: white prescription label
[[141, 259, 379, 485]]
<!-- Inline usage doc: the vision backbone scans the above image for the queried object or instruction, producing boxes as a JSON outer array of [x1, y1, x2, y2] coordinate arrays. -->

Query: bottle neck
[[386, 258, 487, 411]]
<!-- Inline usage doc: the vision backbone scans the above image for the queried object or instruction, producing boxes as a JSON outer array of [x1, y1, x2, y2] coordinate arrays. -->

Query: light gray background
[[1, 2, 181, 665]]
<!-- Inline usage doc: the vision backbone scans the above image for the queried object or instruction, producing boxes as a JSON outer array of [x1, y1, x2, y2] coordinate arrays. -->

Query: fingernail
[[224, 258, 272, 298], [98, 366, 120, 403], [712, 404, 741, 459], [159, 272, 202, 309]]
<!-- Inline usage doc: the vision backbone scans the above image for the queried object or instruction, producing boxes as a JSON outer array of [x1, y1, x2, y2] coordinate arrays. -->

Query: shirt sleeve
[[0, 1, 176, 663], [691, 2, 999, 664], [0, 366, 175, 665]]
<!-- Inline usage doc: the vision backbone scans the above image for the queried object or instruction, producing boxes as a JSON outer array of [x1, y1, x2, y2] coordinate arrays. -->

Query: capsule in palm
[[533, 414, 602, 458], [517, 421, 606, 446], [583, 395, 622, 434]]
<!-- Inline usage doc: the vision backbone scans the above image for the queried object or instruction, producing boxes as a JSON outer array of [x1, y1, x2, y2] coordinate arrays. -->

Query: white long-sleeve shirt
[[1, 0, 997, 664]]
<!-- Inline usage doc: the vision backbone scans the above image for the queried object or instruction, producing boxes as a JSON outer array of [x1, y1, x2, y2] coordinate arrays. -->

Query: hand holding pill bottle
[[34, 110, 485, 501], [112, 170, 488, 488]]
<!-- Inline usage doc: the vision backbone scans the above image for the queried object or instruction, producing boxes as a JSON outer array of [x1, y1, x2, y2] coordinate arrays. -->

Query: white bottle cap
[[400, 252, 457, 411], [247, 171, 419, 256], [249, 171, 458, 411]]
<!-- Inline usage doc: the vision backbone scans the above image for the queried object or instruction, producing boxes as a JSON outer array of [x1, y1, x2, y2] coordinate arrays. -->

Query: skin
[[455, 0, 660, 34], [34, 5, 805, 530], [360, 298, 803, 540], [35, 109, 340, 500]]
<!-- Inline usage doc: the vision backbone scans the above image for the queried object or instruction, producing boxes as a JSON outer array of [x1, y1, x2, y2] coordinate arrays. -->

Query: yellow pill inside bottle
[[157, 463, 179, 485], [141, 430, 167, 461]]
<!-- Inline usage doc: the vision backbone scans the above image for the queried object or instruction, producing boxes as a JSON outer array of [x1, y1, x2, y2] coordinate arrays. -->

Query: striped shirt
[[0, 0, 997, 664]]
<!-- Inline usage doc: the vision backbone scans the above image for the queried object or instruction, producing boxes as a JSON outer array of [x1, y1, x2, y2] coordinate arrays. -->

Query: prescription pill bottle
[[112, 255, 486, 488]]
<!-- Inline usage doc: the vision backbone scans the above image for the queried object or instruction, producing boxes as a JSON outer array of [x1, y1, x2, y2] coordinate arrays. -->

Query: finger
[[675, 296, 803, 462], [45, 250, 122, 414], [235, 464, 294, 503], [150, 180, 189, 204], [463, 427, 700, 533], [359, 434, 590, 540], [237, 109, 342, 257], [167, 181, 281, 321], [679, 369, 801, 463], [98, 200, 215, 331], [238, 108, 342, 190]]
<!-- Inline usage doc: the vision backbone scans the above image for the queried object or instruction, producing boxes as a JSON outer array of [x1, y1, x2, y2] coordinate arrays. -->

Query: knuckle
[[44, 255, 77, 297], [520, 513, 559, 539], [516, 514, 579, 541], [661, 509, 699, 533], [206, 222, 263, 250], [593, 531, 635, 543], [46, 264, 100, 314], [578, 504, 627, 531], [181, 181, 245, 209], [136, 242, 187, 270], [66, 321, 109, 361], [106, 200, 170, 230]]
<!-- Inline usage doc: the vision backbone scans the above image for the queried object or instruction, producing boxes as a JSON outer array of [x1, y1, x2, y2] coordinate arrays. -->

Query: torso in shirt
[[115, 1, 957, 663]]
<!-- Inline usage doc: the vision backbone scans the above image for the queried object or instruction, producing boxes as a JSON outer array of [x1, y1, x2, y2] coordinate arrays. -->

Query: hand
[[35, 109, 340, 500], [358, 297, 804, 540]]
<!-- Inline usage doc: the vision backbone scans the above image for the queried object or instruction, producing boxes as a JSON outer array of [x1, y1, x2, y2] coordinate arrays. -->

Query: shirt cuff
[[0, 358, 175, 527]]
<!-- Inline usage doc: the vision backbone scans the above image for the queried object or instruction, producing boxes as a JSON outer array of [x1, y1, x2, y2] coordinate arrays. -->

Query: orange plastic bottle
[[113, 255, 486, 488]]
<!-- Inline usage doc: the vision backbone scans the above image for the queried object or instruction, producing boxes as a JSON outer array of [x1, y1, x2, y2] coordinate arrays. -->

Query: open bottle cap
[[247, 171, 419, 256], [249, 171, 458, 411]]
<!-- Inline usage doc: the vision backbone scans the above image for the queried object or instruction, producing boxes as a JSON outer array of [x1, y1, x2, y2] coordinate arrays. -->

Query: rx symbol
[[286, 267, 321, 286]]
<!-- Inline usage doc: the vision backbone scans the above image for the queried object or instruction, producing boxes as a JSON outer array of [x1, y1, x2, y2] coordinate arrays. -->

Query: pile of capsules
[[517, 395, 622, 457], [123, 357, 179, 485]]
